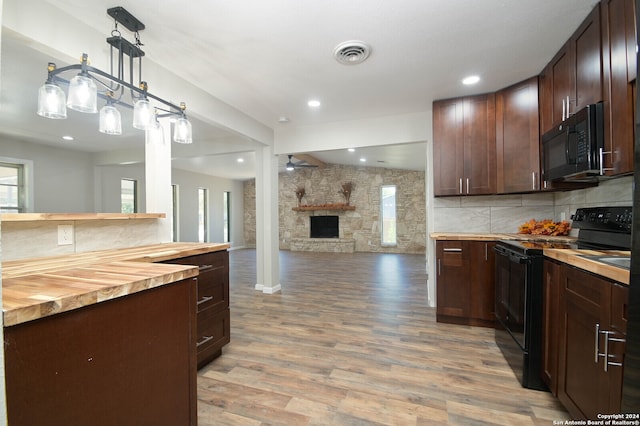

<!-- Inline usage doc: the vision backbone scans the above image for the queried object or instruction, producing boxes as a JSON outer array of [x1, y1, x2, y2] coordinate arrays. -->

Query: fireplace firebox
[[310, 216, 339, 238]]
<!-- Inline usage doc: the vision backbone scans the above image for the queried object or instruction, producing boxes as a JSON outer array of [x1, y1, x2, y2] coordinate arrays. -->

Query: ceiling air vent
[[333, 41, 371, 65]]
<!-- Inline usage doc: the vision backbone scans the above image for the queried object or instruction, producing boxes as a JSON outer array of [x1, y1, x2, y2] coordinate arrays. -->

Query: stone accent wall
[[243, 164, 427, 254]]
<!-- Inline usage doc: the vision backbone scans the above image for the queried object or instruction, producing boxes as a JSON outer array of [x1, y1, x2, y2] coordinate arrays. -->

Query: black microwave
[[542, 102, 605, 182]]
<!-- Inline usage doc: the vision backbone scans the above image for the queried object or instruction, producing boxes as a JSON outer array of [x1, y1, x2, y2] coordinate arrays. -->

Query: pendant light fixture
[[66, 54, 98, 113], [98, 91, 122, 135], [36, 7, 193, 143], [146, 112, 165, 145], [173, 103, 193, 144], [36, 67, 67, 119]]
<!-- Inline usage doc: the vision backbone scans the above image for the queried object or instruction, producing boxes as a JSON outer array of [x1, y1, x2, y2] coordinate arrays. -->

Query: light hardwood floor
[[197, 249, 570, 425]]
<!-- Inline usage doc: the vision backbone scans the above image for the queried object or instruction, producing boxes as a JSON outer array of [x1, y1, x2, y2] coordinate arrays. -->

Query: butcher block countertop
[[544, 248, 630, 285], [430, 232, 629, 285], [2, 242, 230, 327], [429, 232, 577, 243]]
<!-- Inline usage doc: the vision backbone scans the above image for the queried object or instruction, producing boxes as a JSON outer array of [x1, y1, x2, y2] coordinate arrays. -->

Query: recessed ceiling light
[[62, 135, 74, 141], [348, 148, 356, 152], [359, 158, 366, 162], [278, 116, 290, 123], [307, 99, 321, 108], [237, 158, 244, 163], [462, 75, 480, 85]]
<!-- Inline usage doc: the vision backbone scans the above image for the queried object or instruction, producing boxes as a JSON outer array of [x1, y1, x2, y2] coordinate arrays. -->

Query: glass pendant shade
[[133, 99, 154, 130], [146, 118, 165, 145], [37, 82, 67, 119], [99, 104, 122, 135], [66, 74, 97, 113], [173, 117, 193, 144]]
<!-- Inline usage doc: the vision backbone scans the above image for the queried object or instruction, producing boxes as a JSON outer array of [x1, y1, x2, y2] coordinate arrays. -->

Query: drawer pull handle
[[197, 295, 214, 305], [443, 248, 462, 252], [196, 335, 214, 348], [199, 264, 214, 271]]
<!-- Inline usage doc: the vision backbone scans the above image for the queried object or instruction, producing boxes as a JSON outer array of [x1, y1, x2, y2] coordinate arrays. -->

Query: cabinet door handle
[[459, 178, 463, 194], [562, 98, 566, 121], [595, 323, 600, 363], [599, 330, 626, 372], [466, 178, 470, 194], [443, 248, 462, 252], [531, 172, 536, 190], [566, 95, 571, 118], [197, 295, 214, 306], [196, 335, 214, 348], [485, 243, 488, 261], [438, 259, 441, 276]]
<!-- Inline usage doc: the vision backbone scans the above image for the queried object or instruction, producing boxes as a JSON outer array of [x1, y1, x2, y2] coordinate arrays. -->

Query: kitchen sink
[[578, 255, 631, 270]]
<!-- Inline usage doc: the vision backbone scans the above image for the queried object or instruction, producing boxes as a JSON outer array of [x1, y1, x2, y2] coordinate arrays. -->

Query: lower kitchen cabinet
[[556, 264, 628, 418], [436, 240, 495, 327], [542, 258, 562, 395], [164, 250, 230, 368], [4, 277, 198, 425]]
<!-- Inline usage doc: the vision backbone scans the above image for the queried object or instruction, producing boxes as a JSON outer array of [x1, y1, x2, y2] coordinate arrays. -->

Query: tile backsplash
[[432, 175, 633, 234]]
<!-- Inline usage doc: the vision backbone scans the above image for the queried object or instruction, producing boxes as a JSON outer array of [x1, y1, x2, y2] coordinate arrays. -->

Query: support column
[[254, 145, 281, 293], [145, 122, 172, 242]]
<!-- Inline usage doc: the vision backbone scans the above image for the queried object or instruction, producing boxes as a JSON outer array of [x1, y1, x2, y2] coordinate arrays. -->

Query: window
[[171, 184, 179, 242], [198, 187, 209, 243], [381, 185, 397, 245], [223, 191, 231, 243], [121, 179, 138, 213], [0, 163, 24, 213]]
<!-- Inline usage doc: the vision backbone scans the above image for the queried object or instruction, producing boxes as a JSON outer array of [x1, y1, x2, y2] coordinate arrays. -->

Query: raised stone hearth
[[289, 238, 355, 253]]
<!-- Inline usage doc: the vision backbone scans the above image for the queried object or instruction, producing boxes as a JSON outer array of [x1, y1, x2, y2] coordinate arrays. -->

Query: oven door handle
[[494, 245, 530, 264], [509, 252, 531, 264]]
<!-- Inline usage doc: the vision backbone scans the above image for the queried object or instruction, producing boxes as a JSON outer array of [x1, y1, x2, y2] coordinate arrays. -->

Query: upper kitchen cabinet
[[496, 77, 541, 193], [539, 4, 603, 134], [601, 0, 636, 176], [433, 94, 496, 196]]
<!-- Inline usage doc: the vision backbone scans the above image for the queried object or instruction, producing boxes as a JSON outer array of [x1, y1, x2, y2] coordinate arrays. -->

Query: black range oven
[[494, 206, 632, 391]]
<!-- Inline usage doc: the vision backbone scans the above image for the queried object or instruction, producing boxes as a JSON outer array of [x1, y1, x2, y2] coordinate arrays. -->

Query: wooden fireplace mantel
[[292, 205, 356, 212]]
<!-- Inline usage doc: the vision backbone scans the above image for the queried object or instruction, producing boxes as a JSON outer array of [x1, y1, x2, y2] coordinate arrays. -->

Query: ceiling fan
[[285, 154, 319, 171]]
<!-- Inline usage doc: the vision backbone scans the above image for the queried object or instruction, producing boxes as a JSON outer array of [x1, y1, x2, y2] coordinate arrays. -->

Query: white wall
[[172, 168, 245, 246], [0, 138, 94, 212]]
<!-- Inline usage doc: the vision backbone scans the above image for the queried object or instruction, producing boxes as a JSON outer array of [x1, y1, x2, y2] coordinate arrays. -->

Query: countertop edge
[[2, 243, 229, 326], [544, 248, 630, 285]]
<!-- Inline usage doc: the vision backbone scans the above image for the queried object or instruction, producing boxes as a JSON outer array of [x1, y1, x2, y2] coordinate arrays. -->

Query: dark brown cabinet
[[433, 94, 496, 196], [4, 278, 198, 426], [539, 4, 603, 134], [556, 264, 628, 418], [601, 0, 636, 176], [495, 77, 541, 193], [164, 250, 230, 369], [436, 240, 495, 327], [542, 259, 562, 395]]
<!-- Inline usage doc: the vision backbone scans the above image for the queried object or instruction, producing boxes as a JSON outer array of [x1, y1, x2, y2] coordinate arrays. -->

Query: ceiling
[[0, 0, 600, 179]]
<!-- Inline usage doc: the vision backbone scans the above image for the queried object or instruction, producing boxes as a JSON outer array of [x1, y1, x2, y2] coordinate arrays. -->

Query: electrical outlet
[[58, 224, 74, 246]]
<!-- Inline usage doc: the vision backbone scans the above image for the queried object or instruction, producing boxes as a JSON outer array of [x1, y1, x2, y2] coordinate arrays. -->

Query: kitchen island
[[2, 242, 229, 426]]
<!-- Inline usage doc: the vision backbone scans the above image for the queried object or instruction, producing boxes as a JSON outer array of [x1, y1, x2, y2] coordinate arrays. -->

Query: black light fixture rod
[[47, 62, 186, 115]]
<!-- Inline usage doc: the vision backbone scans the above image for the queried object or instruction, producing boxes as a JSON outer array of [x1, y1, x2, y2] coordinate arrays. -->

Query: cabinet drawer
[[197, 269, 229, 312], [165, 251, 228, 270], [196, 307, 230, 368]]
